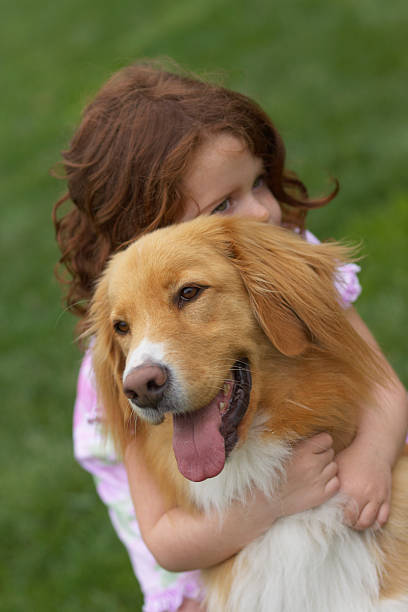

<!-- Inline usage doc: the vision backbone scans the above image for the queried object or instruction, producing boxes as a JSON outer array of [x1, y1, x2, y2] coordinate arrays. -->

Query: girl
[[53, 61, 407, 612]]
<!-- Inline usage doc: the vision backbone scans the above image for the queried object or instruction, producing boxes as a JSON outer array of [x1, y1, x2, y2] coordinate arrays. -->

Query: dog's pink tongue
[[172, 401, 225, 482]]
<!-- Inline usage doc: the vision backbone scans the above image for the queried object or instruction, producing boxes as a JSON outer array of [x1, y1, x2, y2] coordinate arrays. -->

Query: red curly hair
[[53, 59, 337, 332]]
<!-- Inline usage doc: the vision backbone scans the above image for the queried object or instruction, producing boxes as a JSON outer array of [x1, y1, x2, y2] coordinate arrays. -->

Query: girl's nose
[[247, 197, 270, 223]]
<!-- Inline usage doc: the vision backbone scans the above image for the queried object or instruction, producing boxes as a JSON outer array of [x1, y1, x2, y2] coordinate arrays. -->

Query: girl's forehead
[[189, 132, 248, 170]]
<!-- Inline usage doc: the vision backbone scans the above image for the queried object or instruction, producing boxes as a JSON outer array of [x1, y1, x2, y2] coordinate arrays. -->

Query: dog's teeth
[[219, 402, 225, 412], [223, 384, 229, 395]]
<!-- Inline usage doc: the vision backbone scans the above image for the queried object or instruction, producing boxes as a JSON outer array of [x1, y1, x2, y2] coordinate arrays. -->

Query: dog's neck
[[243, 343, 362, 453]]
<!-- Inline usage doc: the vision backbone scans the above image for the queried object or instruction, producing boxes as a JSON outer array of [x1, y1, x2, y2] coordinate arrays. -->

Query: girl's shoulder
[[304, 229, 362, 308]]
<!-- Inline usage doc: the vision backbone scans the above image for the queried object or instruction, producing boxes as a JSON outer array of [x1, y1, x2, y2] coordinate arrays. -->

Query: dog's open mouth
[[172, 359, 251, 482]]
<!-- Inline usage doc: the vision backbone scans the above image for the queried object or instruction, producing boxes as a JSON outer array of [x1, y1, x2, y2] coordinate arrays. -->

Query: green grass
[[1, 1, 407, 609]]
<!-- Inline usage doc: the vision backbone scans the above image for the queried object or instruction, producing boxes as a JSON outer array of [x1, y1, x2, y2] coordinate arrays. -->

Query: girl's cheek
[[268, 195, 282, 226]]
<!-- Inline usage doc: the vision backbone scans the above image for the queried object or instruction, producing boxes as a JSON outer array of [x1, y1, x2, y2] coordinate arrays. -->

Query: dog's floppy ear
[[85, 272, 132, 452], [239, 284, 310, 357], [213, 218, 356, 357]]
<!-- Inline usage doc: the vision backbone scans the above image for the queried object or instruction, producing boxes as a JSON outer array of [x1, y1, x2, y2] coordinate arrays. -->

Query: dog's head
[[89, 216, 380, 482]]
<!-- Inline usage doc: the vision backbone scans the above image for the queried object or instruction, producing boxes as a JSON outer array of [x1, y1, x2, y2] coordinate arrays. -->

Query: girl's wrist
[[225, 490, 280, 542]]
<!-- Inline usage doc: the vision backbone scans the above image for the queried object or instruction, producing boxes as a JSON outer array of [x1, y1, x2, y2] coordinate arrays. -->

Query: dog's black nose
[[123, 364, 168, 409]]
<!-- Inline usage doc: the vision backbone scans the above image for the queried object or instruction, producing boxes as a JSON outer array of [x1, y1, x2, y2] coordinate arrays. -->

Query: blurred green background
[[1, 0, 407, 610]]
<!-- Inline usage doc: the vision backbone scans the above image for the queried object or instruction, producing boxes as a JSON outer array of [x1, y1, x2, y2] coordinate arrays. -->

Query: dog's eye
[[114, 320, 130, 335], [177, 285, 206, 308], [181, 286, 200, 300]]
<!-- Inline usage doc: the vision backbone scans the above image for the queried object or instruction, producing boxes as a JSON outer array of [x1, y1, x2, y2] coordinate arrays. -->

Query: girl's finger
[[321, 460, 338, 482], [342, 498, 360, 527], [324, 475, 340, 496], [310, 433, 334, 453], [376, 502, 390, 527], [355, 500, 382, 531]]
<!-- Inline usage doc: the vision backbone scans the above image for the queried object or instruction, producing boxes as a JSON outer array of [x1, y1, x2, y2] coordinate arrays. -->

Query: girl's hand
[[336, 441, 392, 530], [279, 432, 339, 517], [339, 307, 407, 530], [234, 433, 339, 540]]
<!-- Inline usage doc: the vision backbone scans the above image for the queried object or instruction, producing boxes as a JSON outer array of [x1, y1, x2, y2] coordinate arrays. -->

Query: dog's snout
[[124, 364, 168, 408]]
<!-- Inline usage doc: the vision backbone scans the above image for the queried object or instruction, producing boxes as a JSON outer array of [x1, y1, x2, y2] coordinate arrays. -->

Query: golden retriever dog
[[89, 216, 408, 612]]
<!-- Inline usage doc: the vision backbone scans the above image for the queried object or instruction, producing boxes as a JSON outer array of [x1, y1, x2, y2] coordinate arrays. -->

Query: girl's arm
[[337, 307, 408, 530], [124, 433, 338, 572]]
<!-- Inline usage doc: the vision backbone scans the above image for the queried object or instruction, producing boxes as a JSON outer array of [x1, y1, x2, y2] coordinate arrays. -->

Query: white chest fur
[[188, 418, 405, 612]]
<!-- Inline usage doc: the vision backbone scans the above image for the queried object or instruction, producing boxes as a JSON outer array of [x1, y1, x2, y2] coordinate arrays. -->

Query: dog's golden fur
[[88, 216, 408, 608]]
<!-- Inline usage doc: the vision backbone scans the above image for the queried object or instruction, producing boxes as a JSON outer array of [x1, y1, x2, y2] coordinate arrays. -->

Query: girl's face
[[181, 133, 282, 226]]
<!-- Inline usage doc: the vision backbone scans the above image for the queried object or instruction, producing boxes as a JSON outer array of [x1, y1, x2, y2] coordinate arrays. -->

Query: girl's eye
[[210, 199, 231, 215], [177, 285, 207, 308], [114, 320, 130, 335], [253, 174, 265, 189]]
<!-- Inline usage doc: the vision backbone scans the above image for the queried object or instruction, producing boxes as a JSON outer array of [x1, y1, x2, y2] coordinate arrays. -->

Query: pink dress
[[73, 231, 361, 611]]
